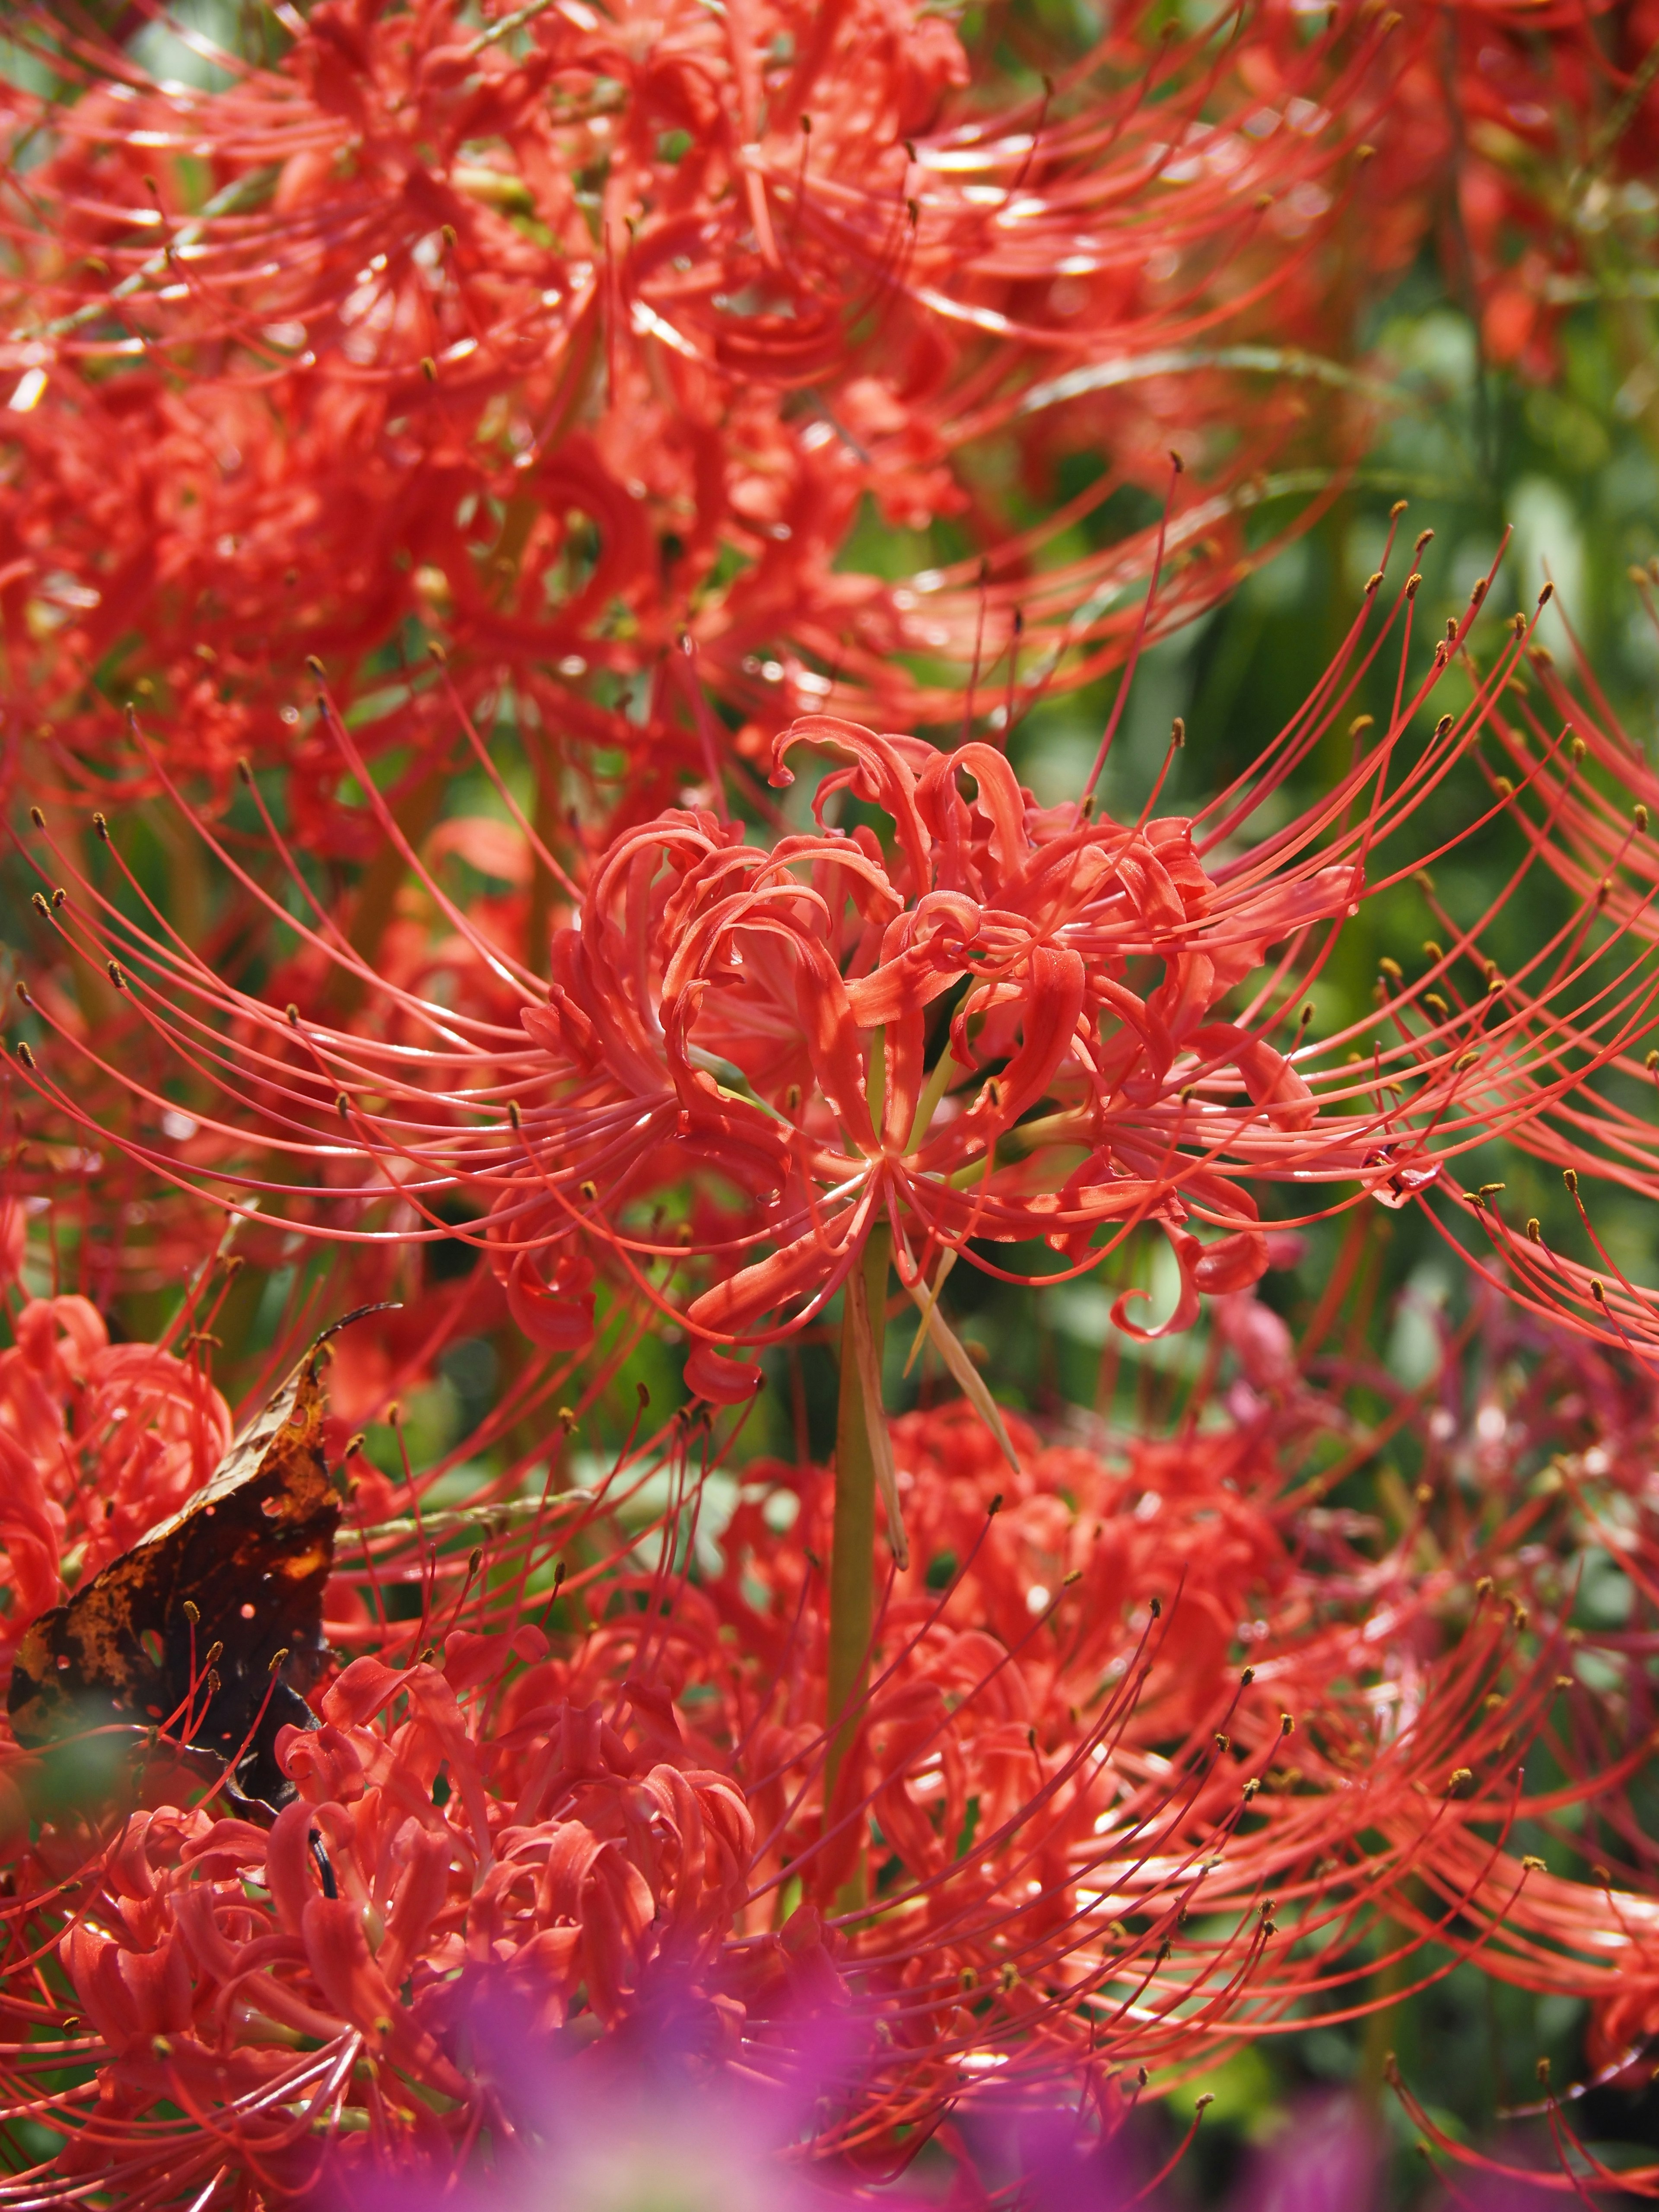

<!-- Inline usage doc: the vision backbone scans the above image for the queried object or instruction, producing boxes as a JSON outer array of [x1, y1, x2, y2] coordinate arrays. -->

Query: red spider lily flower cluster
[[5, 5, 1659, 2206], [18, 1657, 754, 2207], [0, 1279, 1644, 2201], [1252, 0, 1659, 386], [9, 516, 1652, 1374], [1439, 0, 1659, 383], [1306, 1294, 1659, 2199], [3, 0, 1638, 852], [705, 1348, 1606, 2128], [0, 0, 1399, 841]]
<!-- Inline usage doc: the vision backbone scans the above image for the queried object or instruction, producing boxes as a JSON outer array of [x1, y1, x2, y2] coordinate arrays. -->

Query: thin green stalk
[[823, 1223, 891, 1896], [1360, 1910, 1409, 2103]]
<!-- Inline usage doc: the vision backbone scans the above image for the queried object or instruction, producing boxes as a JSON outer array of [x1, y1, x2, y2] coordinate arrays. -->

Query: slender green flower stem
[[823, 1222, 891, 1897]]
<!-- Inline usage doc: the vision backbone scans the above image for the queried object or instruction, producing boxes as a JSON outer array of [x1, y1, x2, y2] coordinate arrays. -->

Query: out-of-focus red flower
[[1389, 603, 1659, 1354], [1251, 1284, 1659, 2196], [0, 0, 1398, 835], [1245, 0, 1656, 390]]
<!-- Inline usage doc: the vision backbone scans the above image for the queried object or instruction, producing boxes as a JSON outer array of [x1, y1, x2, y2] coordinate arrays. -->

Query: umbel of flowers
[[13, 508, 1657, 1816], [0, 1276, 1650, 2202], [0, 0, 1401, 842], [3, 1, 1659, 2207]]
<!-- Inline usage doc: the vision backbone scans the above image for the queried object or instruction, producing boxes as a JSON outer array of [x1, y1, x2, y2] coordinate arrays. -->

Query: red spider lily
[[1445, 0, 1659, 384], [10, 519, 1651, 1847], [246, 1262, 1659, 2126], [1384, 593, 1659, 1355], [395, 1340, 1653, 2144], [0, 1406, 1535, 2201], [1411, 1326, 1659, 2081], [8, 518, 1649, 1381], [1232, 1285, 1659, 2200], [0, 0, 1401, 836], [698, 1275, 1659, 2174], [1250, 0, 1659, 388], [0, 1662, 755, 2208], [0, 1292, 230, 1653], [726, 1406, 1570, 2077], [0, 1297, 766, 2203], [0, 787, 546, 1312], [2, 1262, 1651, 2200]]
